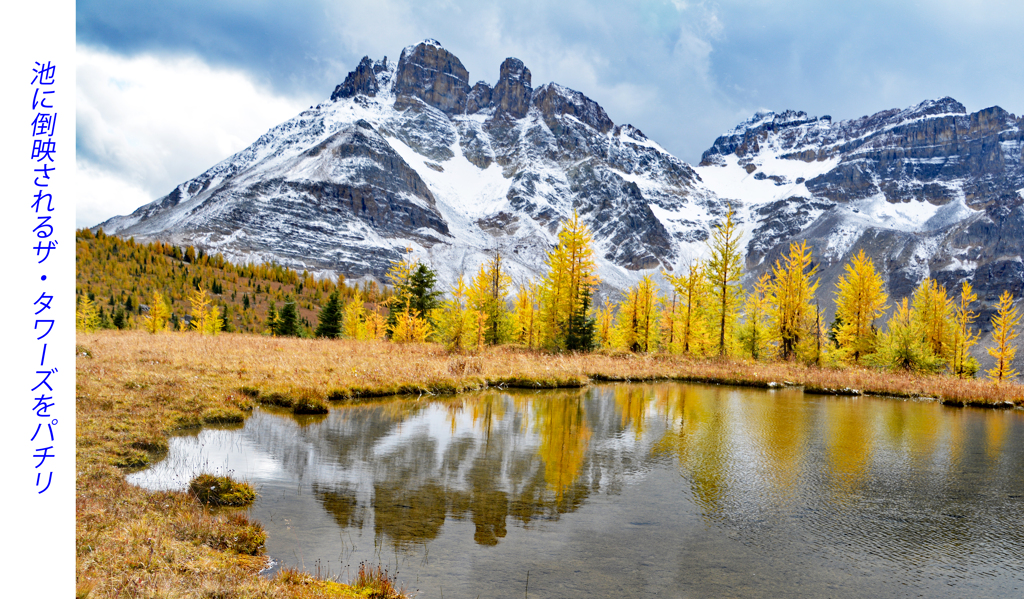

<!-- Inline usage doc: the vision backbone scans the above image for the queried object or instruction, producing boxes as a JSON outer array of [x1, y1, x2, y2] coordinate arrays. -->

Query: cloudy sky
[[76, 0, 1024, 228]]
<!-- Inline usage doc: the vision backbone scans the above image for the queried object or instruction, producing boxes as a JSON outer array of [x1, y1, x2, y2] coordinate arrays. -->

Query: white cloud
[[76, 46, 314, 228]]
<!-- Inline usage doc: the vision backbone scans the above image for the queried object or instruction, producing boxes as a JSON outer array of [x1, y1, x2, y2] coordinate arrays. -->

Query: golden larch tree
[[833, 249, 888, 364], [613, 274, 659, 353], [468, 252, 512, 346], [986, 290, 1020, 383], [766, 240, 819, 360], [740, 272, 772, 360], [911, 278, 954, 367], [188, 288, 222, 335], [705, 209, 744, 357], [76, 296, 100, 333], [143, 290, 171, 333], [951, 281, 981, 378], [512, 281, 541, 349], [664, 258, 710, 356], [538, 212, 599, 351]]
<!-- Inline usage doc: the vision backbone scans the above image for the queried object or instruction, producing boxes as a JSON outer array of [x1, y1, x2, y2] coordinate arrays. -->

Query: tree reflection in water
[[133, 383, 1024, 597]]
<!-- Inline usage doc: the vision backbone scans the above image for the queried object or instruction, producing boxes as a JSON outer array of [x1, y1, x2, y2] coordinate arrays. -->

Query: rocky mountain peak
[[902, 96, 967, 119], [393, 40, 471, 114], [331, 56, 392, 101], [492, 57, 533, 118], [699, 109, 831, 165], [531, 82, 614, 134]]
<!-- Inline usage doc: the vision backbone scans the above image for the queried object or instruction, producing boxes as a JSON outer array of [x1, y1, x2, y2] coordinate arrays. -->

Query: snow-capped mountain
[[98, 40, 722, 294], [697, 97, 1024, 318], [97, 39, 1024, 317]]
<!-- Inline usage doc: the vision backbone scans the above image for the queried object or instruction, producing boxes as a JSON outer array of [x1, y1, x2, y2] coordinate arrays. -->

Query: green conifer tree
[[315, 290, 344, 338]]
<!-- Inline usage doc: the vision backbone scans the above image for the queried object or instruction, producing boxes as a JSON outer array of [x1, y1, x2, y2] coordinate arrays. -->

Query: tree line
[[76, 213, 1021, 383]]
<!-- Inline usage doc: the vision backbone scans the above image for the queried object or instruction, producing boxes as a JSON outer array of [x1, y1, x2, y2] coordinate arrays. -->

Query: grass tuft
[[201, 407, 246, 424], [188, 474, 257, 507], [292, 391, 329, 415], [352, 562, 404, 599]]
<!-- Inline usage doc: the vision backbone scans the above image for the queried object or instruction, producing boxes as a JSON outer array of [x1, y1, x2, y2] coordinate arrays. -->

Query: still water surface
[[130, 384, 1024, 598]]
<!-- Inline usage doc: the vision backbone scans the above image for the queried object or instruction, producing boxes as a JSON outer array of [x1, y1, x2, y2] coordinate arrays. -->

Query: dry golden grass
[[77, 330, 1023, 597]]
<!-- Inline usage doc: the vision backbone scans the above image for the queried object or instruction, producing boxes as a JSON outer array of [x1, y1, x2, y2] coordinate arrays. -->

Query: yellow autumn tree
[[142, 290, 171, 333], [613, 274, 659, 353], [705, 209, 744, 357], [538, 212, 599, 351], [869, 297, 941, 372], [436, 274, 478, 351], [188, 287, 222, 335], [832, 249, 888, 364], [385, 253, 437, 342], [911, 278, 954, 368], [658, 286, 680, 353], [986, 290, 1020, 383], [76, 296, 100, 333], [664, 259, 711, 356], [950, 281, 981, 378], [594, 297, 615, 349], [766, 240, 819, 361], [512, 281, 541, 349], [468, 252, 513, 346], [739, 272, 772, 360]]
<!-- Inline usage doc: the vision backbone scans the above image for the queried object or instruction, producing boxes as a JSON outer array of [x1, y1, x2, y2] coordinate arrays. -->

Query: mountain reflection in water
[[129, 383, 1024, 598]]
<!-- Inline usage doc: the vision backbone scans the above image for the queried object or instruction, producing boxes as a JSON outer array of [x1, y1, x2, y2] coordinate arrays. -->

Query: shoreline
[[75, 331, 1022, 598]]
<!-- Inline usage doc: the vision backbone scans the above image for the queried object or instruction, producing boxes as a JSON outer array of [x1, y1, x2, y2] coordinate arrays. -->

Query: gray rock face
[[492, 58, 532, 119], [331, 56, 391, 100], [392, 40, 471, 115], [531, 83, 614, 134], [701, 96, 1024, 325], [466, 81, 493, 114]]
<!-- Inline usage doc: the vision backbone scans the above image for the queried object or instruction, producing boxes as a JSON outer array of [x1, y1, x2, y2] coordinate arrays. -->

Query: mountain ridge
[[96, 39, 1024, 321]]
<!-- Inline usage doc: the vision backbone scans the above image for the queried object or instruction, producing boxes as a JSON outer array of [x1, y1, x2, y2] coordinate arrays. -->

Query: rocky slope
[[695, 97, 1024, 321], [99, 40, 720, 293], [98, 40, 1023, 322]]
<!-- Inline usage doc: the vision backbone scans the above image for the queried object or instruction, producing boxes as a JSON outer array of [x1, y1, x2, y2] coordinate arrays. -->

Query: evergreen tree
[[987, 290, 1020, 383], [565, 288, 597, 352], [386, 256, 439, 341], [276, 296, 301, 337], [833, 249, 888, 364], [220, 303, 233, 332], [315, 289, 343, 338], [705, 208, 743, 357], [112, 307, 128, 330], [266, 301, 279, 335]]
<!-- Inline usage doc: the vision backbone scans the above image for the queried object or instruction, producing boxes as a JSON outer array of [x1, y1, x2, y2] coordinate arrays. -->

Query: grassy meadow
[[75, 329, 1023, 597]]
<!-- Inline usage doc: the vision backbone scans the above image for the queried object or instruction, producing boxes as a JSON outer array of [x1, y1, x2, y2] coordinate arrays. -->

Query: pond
[[129, 383, 1024, 598]]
